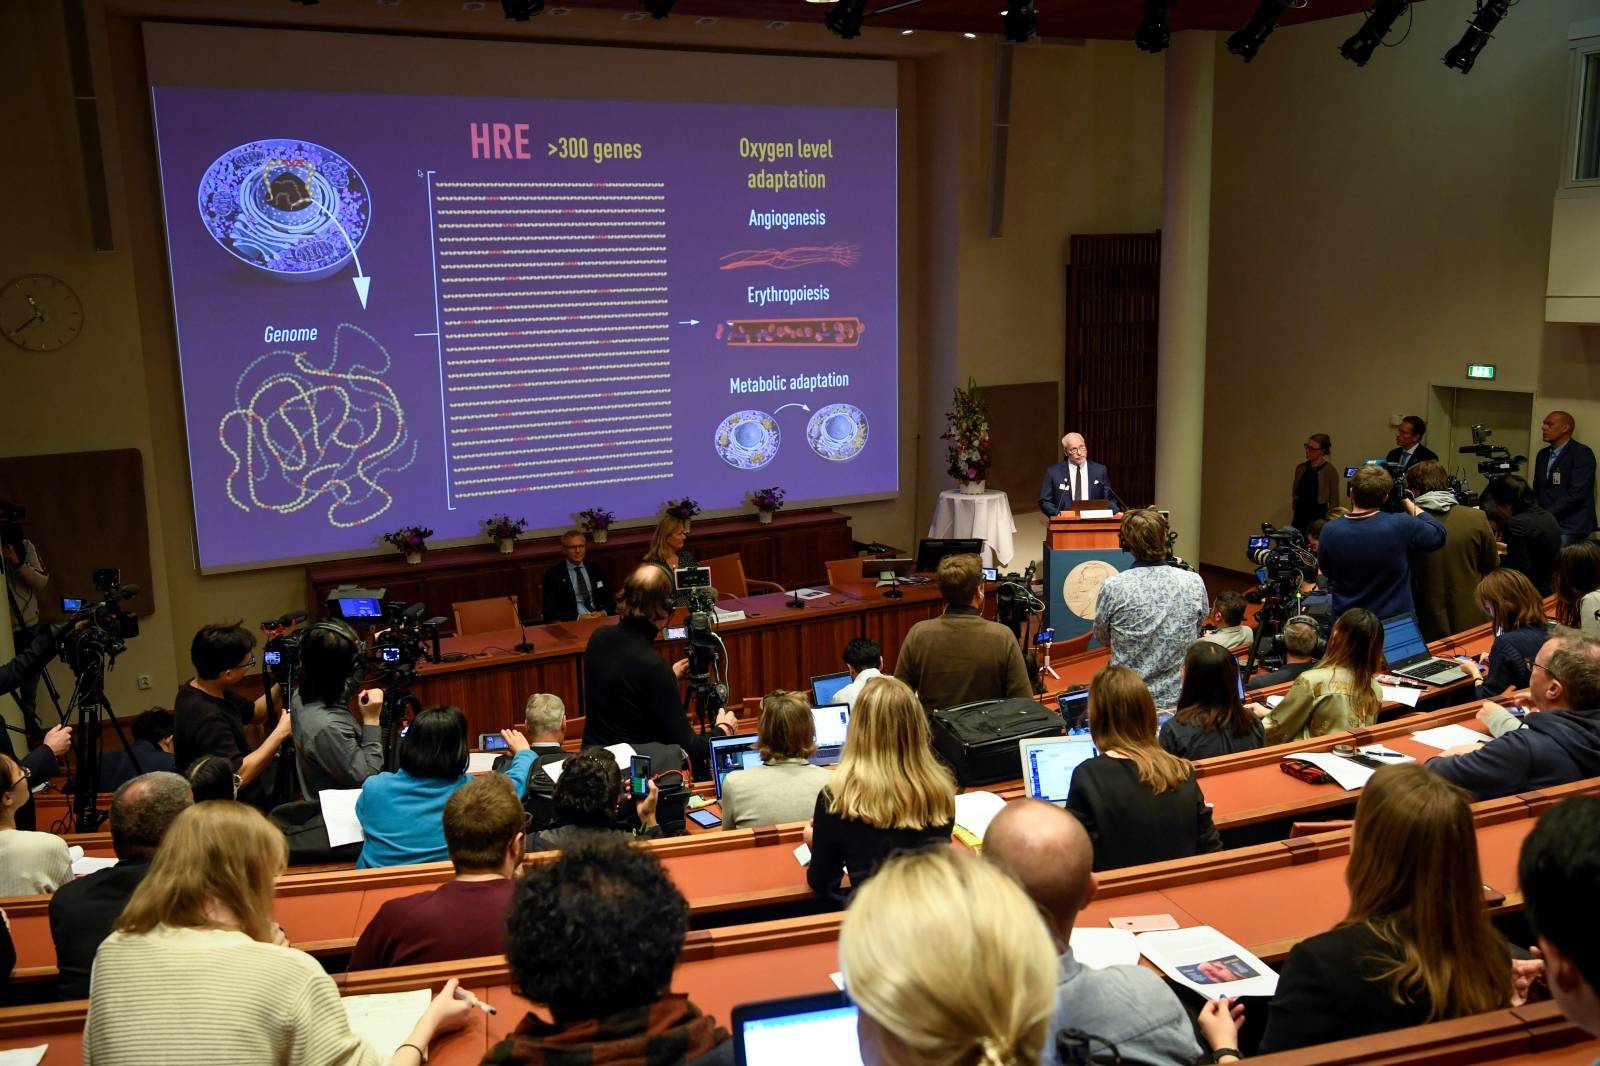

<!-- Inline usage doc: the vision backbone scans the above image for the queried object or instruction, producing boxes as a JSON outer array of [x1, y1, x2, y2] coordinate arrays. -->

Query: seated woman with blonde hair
[[841, 847, 1059, 1066], [1259, 765, 1512, 1051], [1250, 608, 1384, 744], [642, 513, 689, 587], [805, 676, 955, 902], [720, 690, 831, 830], [84, 801, 470, 1065]]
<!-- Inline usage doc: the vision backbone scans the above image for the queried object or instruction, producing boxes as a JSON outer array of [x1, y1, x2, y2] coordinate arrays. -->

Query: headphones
[[1281, 614, 1326, 659], [306, 617, 366, 703]]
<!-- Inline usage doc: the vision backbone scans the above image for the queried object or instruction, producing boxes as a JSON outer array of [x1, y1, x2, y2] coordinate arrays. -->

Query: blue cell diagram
[[198, 139, 374, 307], [713, 402, 869, 469], [217, 322, 418, 528]]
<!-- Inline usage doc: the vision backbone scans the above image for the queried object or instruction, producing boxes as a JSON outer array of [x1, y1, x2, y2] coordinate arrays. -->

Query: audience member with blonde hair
[[893, 553, 1030, 712], [1259, 765, 1512, 1051], [0, 750, 70, 896], [1250, 607, 1384, 744], [720, 690, 830, 830], [1064, 667, 1220, 872], [806, 676, 955, 901], [84, 801, 470, 1065], [841, 848, 1058, 1066], [1458, 568, 1551, 700], [642, 513, 689, 584]]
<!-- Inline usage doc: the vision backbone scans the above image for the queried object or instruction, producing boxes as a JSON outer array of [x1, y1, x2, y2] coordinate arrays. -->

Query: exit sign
[[1467, 363, 1497, 380]]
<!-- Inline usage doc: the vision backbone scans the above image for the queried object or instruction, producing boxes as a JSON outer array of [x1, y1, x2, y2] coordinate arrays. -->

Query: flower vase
[[758, 510, 774, 525], [593, 528, 608, 544], [405, 550, 423, 565], [497, 538, 515, 555], [960, 479, 987, 495]]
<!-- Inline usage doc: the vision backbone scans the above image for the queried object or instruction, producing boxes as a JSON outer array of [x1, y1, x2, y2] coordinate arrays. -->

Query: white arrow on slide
[[316, 203, 372, 310], [774, 403, 811, 415], [677, 318, 700, 326]]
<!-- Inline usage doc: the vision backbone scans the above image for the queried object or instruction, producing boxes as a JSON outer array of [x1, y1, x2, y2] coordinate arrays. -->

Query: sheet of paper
[[794, 843, 811, 867], [67, 845, 84, 862], [1068, 927, 1141, 970], [1080, 509, 1115, 519], [543, 759, 566, 784], [72, 855, 119, 878], [1135, 926, 1280, 999], [603, 743, 636, 770], [1281, 752, 1374, 791], [795, 587, 830, 599], [1357, 744, 1415, 765], [319, 788, 365, 848], [466, 751, 500, 774], [952, 791, 1008, 842], [0, 1047, 46, 1066], [343, 988, 431, 1061], [1411, 724, 1489, 751], [1265, 695, 1285, 709], [829, 972, 845, 990], [1381, 684, 1423, 707]]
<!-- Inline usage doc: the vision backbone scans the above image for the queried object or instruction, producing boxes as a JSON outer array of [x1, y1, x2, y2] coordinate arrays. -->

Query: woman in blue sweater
[[356, 706, 535, 868]]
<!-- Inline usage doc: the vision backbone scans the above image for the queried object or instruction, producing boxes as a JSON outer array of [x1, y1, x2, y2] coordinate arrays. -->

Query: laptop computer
[[733, 990, 864, 1066], [810, 671, 852, 707], [709, 732, 762, 799], [1381, 614, 1468, 685], [1019, 736, 1099, 806], [810, 703, 850, 766]]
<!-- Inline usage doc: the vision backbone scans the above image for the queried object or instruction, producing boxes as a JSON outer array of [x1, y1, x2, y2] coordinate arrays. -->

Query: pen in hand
[[454, 987, 497, 1014]]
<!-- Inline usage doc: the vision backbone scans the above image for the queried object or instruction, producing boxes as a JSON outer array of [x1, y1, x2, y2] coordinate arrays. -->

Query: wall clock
[[2, 274, 84, 353]]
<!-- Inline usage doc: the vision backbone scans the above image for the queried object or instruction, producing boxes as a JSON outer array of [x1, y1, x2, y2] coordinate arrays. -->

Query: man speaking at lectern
[[1039, 433, 1120, 516]]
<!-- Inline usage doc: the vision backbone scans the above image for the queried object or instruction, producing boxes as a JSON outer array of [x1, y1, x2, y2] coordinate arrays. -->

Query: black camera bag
[[929, 698, 1065, 786]]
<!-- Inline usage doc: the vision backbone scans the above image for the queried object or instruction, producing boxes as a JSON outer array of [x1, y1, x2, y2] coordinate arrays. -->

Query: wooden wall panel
[[983, 382, 1059, 508]]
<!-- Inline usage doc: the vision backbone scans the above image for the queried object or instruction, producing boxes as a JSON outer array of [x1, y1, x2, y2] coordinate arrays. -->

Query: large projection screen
[[143, 25, 899, 572]]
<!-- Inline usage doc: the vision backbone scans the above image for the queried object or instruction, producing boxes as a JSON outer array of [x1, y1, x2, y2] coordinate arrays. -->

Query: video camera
[[259, 610, 308, 684], [1458, 424, 1525, 477], [1344, 459, 1409, 512], [1247, 526, 1316, 590], [369, 601, 445, 689], [994, 561, 1041, 632], [58, 569, 140, 674]]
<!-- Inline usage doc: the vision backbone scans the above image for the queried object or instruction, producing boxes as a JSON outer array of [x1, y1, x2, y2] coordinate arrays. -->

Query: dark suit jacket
[[1534, 440, 1598, 539], [540, 560, 615, 622], [1039, 459, 1118, 516], [49, 859, 151, 999], [493, 743, 570, 830], [1384, 444, 1439, 468], [97, 741, 175, 792]]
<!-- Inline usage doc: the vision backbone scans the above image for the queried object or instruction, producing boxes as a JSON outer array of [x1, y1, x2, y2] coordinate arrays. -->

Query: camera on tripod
[[1343, 460, 1409, 512], [1247, 526, 1314, 589], [369, 601, 445, 688], [58, 568, 140, 673], [995, 561, 1040, 632], [681, 584, 730, 729], [1458, 424, 1525, 477]]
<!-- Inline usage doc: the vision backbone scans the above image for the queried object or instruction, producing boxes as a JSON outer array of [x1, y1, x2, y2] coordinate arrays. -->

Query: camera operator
[[1534, 411, 1597, 546], [581, 565, 736, 763], [0, 625, 74, 831], [291, 619, 385, 803], [1317, 465, 1444, 623], [1093, 510, 1209, 708], [1481, 474, 1563, 596], [173, 623, 291, 810], [2, 523, 50, 747], [1405, 460, 1500, 642]]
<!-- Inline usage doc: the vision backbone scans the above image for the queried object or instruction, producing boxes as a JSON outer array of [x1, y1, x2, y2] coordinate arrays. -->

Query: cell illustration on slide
[[197, 139, 372, 279], [716, 317, 864, 348], [715, 409, 781, 470], [217, 322, 417, 528], [718, 244, 861, 271], [807, 403, 869, 463]]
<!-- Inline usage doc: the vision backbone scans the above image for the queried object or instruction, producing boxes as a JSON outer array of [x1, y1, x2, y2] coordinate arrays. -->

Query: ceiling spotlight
[[1226, 0, 1294, 62], [640, 0, 675, 17], [1134, 0, 1173, 53], [1444, 0, 1509, 74], [1338, 0, 1408, 66], [826, 0, 869, 39], [501, 0, 542, 19], [1003, 0, 1038, 42]]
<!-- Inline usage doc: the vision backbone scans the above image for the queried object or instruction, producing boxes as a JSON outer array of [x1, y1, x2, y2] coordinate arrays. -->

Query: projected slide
[[150, 87, 897, 571]]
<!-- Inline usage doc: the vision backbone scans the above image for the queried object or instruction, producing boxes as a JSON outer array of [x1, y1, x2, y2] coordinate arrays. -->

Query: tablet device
[[733, 990, 863, 1066]]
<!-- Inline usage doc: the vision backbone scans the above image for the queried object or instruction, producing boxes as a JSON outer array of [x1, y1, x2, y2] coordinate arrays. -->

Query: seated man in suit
[[541, 528, 615, 622], [1385, 415, 1438, 470], [1534, 410, 1598, 546], [494, 692, 570, 830], [98, 708, 176, 792], [1039, 432, 1120, 516], [49, 771, 192, 999], [1519, 796, 1600, 1042]]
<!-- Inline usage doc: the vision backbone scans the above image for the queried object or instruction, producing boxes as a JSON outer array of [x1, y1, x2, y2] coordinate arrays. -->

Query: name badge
[[1060, 482, 1069, 491], [1553, 472, 1562, 486]]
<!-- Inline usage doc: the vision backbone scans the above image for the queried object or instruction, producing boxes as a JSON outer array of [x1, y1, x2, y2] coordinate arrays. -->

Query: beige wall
[[1202, 0, 1600, 568], [0, 0, 1163, 728]]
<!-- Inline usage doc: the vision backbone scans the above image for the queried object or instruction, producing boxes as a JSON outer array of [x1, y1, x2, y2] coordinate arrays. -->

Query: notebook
[[810, 703, 850, 766], [1381, 614, 1468, 685], [810, 671, 852, 707], [1019, 735, 1099, 805], [709, 732, 762, 798], [732, 990, 864, 1066]]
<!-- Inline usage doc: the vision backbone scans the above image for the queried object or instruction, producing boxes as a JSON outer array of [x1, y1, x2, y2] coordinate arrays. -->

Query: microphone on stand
[[514, 618, 534, 654]]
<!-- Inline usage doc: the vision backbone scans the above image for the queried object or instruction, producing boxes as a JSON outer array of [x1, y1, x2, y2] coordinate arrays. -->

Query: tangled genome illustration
[[197, 139, 371, 278], [218, 323, 417, 528]]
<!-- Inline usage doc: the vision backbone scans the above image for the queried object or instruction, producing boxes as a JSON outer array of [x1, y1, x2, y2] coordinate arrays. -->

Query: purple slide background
[[150, 86, 897, 571]]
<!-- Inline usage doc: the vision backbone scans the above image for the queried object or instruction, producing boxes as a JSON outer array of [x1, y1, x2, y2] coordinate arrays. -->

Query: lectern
[[1042, 509, 1131, 639]]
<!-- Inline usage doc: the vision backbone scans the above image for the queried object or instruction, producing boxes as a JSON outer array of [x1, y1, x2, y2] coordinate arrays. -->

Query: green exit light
[[1467, 363, 1497, 380]]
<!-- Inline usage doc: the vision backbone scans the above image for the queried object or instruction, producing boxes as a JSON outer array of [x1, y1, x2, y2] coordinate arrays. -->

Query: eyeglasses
[[4, 765, 31, 792], [1532, 657, 1564, 685], [1304, 444, 1323, 452], [233, 654, 257, 672]]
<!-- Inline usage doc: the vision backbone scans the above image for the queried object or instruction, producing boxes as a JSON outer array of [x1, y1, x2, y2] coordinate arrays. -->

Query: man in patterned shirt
[[1093, 510, 1209, 707]]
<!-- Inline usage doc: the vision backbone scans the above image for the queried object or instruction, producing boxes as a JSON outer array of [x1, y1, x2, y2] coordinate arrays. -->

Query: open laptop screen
[[1381, 614, 1430, 665], [709, 733, 762, 799], [812, 704, 850, 751], [1020, 736, 1098, 805], [811, 672, 852, 707], [734, 991, 863, 1066]]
